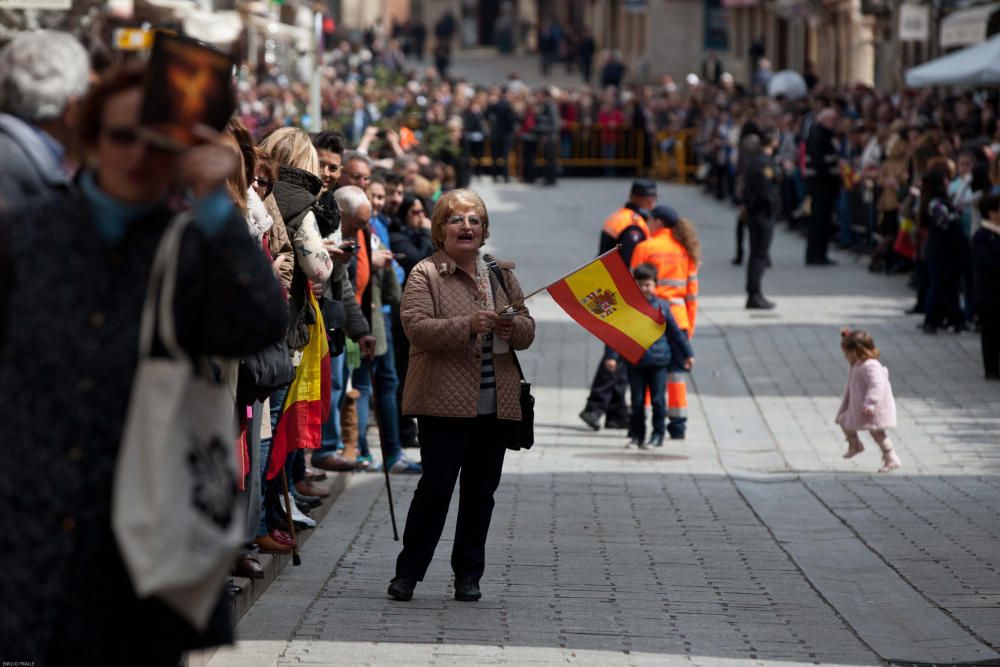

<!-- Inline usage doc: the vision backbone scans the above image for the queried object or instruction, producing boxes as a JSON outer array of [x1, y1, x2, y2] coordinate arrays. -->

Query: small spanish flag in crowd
[[840, 161, 860, 189], [266, 291, 331, 481], [548, 250, 666, 364]]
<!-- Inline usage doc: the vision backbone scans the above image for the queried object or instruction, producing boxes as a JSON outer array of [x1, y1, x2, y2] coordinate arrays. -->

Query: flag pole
[[500, 245, 622, 312]]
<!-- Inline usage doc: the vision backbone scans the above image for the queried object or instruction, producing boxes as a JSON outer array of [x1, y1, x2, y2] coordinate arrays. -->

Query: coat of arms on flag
[[582, 289, 618, 318]]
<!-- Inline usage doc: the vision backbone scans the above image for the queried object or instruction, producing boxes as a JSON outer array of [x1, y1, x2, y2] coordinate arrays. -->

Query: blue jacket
[[605, 296, 693, 368]]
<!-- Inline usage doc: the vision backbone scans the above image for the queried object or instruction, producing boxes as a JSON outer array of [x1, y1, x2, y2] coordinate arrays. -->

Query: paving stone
[[204, 178, 1000, 667]]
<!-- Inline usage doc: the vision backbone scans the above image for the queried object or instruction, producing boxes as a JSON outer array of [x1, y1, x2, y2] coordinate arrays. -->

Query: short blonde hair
[[258, 127, 320, 176], [430, 188, 490, 249]]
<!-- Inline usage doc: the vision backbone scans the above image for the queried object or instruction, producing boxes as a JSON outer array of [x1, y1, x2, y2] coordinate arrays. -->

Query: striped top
[[477, 332, 497, 415]]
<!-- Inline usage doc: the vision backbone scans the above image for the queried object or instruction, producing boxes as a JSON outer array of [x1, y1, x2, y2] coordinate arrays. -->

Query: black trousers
[[584, 359, 628, 421], [982, 310, 1000, 376], [491, 134, 513, 181], [746, 215, 774, 296], [395, 415, 508, 582], [806, 186, 837, 263], [734, 209, 747, 260], [541, 137, 557, 185], [521, 140, 538, 183]]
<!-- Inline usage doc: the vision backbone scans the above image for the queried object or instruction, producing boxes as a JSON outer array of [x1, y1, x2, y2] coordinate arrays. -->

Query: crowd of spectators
[[683, 78, 1000, 377]]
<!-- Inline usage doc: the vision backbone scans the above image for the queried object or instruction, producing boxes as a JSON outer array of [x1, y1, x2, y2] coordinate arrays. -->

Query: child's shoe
[[878, 449, 902, 473]]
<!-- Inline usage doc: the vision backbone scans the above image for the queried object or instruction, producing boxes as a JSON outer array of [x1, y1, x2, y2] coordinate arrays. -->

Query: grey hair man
[[0, 30, 90, 204], [334, 185, 373, 236]]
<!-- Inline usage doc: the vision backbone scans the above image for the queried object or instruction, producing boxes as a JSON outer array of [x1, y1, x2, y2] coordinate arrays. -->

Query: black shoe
[[402, 436, 420, 449], [625, 436, 641, 449], [454, 575, 481, 601], [904, 305, 924, 315], [985, 372, 1000, 381], [648, 434, 664, 448], [731, 255, 743, 266], [579, 410, 601, 431], [669, 432, 686, 441], [746, 294, 776, 310], [291, 492, 322, 511], [603, 418, 629, 430], [805, 258, 838, 266], [388, 576, 416, 601]]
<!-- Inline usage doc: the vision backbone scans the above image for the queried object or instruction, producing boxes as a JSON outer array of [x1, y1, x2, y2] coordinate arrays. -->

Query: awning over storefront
[[906, 32, 1000, 86], [940, 2, 1000, 48]]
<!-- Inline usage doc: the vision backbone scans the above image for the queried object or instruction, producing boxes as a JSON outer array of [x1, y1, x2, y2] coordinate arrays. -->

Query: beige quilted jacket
[[401, 250, 535, 420]]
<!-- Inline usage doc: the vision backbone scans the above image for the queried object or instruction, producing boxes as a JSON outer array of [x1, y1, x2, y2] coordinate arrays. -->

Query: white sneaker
[[281, 496, 317, 528]]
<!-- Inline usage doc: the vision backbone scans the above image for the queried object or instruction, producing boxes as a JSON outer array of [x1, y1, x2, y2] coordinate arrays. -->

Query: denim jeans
[[352, 319, 402, 464], [317, 351, 346, 457], [627, 365, 668, 440]]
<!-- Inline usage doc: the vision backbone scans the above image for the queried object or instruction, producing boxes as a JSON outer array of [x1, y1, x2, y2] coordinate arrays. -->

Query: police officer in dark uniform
[[581, 180, 656, 431], [744, 127, 781, 309], [732, 129, 762, 265], [805, 107, 841, 265]]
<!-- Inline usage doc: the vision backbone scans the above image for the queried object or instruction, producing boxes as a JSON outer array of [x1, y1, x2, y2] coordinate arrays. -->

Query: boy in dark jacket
[[604, 263, 695, 449], [974, 194, 1000, 379]]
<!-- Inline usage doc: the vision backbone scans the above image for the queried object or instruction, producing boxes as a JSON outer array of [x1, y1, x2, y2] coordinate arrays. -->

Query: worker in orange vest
[[597, 179, 657, 264], [580, 180, 657, 431], [630, 205, 700, 440]]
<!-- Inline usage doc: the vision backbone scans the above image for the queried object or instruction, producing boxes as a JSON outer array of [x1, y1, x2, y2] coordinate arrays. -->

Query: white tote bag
[[112, 213, 244, 631]]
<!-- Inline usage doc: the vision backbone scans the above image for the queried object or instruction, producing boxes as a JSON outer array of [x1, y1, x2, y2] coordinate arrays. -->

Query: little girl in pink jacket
[[836, 328, 901, 473]]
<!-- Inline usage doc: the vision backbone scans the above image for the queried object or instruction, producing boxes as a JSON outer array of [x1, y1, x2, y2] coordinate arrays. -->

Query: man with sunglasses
[[0, 31, 90, 206], [338, 150, 372, 190]]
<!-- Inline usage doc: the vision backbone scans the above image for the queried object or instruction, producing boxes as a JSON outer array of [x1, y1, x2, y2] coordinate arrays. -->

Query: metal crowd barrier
[[470, 125, 695, 182]]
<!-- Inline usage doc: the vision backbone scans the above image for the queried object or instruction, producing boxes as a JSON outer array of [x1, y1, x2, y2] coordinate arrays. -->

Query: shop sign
[[899, 3, 929, 42]]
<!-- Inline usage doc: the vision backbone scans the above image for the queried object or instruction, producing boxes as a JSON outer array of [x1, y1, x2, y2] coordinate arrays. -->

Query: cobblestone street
[[207, 179, 1000, 667]]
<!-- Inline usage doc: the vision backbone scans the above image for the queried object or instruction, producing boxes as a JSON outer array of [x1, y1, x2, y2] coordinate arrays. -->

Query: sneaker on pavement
[[625, 437, 640, 449], [648, 434, 664, 448], [389, 457, 423, 474]]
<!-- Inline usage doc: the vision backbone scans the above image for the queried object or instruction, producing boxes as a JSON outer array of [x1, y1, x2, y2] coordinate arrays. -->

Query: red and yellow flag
[[547, 251, 666, 364], [266, 291, 331, 481]]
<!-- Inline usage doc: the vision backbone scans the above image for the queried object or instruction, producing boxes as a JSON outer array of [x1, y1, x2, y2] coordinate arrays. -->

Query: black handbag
[[484, 256, 535, 450], [236, 339, 296, 406]]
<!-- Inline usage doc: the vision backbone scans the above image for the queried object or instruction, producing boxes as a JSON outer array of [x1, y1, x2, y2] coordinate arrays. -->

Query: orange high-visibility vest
[[630, 227, 699, 334], [599, 207, 649, 253]]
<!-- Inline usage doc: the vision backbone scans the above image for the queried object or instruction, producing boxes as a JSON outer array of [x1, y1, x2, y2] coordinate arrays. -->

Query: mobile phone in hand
[[499, 309, 517, 320], [339, 241, 358, 254]]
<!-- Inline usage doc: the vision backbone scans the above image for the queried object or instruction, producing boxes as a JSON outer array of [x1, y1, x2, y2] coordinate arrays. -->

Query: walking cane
[[280, 468, 302, 566], [368, 363, 400, 541]]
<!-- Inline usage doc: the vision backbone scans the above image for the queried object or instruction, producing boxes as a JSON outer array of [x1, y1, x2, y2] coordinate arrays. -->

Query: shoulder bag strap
[[483, 254, 525, 382], [137, 212, 195, 360]]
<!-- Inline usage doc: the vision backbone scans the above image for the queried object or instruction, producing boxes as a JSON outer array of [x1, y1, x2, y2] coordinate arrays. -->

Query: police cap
[[651, 204, 679, 227], [630, 179, 657, 198]]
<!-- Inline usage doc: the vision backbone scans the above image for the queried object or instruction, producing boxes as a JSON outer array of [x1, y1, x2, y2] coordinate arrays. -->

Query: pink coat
[[836, 358, 897, 432]]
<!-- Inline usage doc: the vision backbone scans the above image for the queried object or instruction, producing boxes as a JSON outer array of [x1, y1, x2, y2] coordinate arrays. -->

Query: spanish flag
[[266, 291, 331, 481], [548, 250, 666, 364]]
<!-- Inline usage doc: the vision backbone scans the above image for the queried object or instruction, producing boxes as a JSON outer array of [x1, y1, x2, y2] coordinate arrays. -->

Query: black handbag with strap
[[484, 255, 535, 450]]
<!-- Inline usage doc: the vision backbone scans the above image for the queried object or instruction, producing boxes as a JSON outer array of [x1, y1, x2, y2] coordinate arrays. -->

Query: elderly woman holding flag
[[388, 188, 535, 604]]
